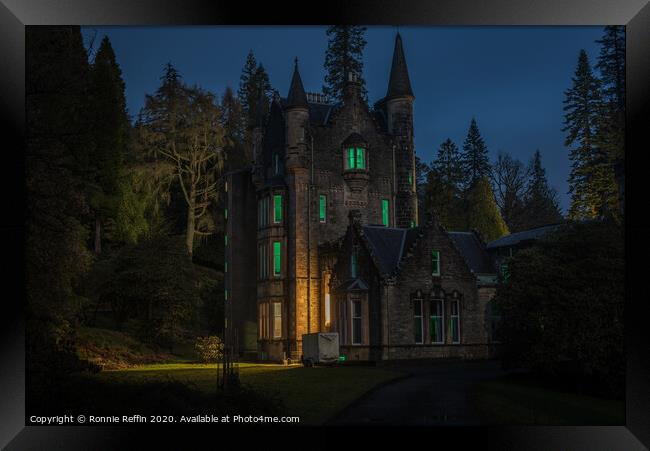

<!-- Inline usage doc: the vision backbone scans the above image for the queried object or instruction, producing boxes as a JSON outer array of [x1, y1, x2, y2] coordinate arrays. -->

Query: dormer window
[[345, 147, 366, 170]]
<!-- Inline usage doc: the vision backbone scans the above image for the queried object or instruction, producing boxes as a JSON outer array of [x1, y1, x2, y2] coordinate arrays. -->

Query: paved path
[[329, 360, 507, 425]]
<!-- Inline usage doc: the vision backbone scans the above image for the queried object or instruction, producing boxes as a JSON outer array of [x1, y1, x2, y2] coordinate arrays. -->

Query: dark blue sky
[[81, 26, 605, 213]]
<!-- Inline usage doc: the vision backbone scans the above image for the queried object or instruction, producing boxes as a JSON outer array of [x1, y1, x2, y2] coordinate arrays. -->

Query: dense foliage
[[322, 26, 368, 101], [493, 220, 624, 398]]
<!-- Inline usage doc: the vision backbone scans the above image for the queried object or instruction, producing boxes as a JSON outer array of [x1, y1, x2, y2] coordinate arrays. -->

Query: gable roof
[[360, 225, 420, 276], [486, 223, 565, 249], [448, 231, 496, 274]]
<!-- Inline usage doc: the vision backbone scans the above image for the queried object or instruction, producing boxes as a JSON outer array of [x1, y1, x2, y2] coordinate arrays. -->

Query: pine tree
[[221, 86, 247, 169], [461, 118, 491, 188], [563, 50, 604, 219], [88, 36, 130, 253], [237, 51, 272, 130], [463, 177, 509, 242], [521, 150, 563, 229], [491, 151, 529, 232], [595, 26, 625, 218], [26, 26, 94, 374], [323, 26, 368, 101]]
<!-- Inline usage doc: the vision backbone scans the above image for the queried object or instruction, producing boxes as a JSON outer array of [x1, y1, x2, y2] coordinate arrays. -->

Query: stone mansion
[[225, 34, 501, 362]]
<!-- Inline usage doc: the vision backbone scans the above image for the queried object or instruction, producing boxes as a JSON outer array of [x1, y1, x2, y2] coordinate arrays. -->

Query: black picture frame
[[2, 1, 648, 448]]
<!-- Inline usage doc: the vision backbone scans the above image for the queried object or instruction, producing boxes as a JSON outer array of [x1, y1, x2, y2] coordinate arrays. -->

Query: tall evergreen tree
[[461, 118, 491, 188], [237, 51, 272, 130], [595, 26, 625, 218], [521, 150, 563, 228], [491, 151, 529, 233], [26, 26, 94, 375], [88, 36, 130, 253], [425, 139, 465, 229], [221, 86, 247, 170], [323, 26, 368, 101], [563, 50, 606, 219]]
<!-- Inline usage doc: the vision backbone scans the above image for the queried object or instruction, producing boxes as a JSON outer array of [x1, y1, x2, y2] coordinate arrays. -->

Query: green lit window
[[319, 195, 326, 223], [273, 194, 282, 223], [430, 299, 444, 343], [273, 241, 281, 276], [345, 147, 366, 170], [224, 289, 228, 301], [356, 147, 365, 169], [408, 173, 413, 185], [431, 250, 440, 276], [224, 234, 228, 247], [410, 220, 415, 228], [225, 208, 228, 220], [224, 261, 227, 273], [381, 199, 389, 227], [413, 299, 423, 344], [351, 252, 357, 278], [450, 300, 460, 343]]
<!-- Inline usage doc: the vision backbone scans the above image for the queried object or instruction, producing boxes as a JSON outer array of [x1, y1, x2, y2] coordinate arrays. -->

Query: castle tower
[[284, 59, 314, 359], [385, 33, 418, 228]]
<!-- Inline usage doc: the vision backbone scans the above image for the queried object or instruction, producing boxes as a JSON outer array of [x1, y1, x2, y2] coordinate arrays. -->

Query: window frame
[[431, 250, 440, 276], [345, 146, 367, 170], [273, 194, 282, 223], [351, 300, 362, 345], [319, 194, 327, 223], [381, 199, 390, 227], [272, 302, 282, 339], [430, 298, 445, 344], [273, 241, 281, 277], [413, 298, 424, 344], [450, 299, 461, 344]]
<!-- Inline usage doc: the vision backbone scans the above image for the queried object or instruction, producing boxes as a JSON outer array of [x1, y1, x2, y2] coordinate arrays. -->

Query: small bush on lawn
[[194, 336, 223, 363]]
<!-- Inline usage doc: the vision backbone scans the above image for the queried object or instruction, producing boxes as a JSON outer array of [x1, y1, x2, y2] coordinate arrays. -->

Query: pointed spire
[[286, 57, 309, 109], [386, 32, 414, 100]]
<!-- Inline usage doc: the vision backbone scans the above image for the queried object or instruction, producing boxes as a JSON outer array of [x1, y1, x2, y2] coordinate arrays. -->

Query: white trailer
[[301, 332, 340, 367]]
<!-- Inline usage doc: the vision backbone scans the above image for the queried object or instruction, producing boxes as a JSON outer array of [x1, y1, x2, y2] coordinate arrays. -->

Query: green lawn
[[471, 376, 625, 425], [98, 363, 403, 424]]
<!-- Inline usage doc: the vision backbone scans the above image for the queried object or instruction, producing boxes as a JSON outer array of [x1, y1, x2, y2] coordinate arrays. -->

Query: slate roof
[[486, 223, 565, 249], [448, 232, 496, 275], [361, 225, 420, 275], [279, 98, 338, 126]]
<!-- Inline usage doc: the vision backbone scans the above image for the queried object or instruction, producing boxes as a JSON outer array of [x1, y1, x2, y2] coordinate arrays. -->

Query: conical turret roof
[[286, 58, 309, 109], [386, 33, 414, 100]]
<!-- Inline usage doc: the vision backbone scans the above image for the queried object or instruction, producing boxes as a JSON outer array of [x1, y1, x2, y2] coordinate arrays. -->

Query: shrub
[[493, 220, 624, 398], [194, 336, 223, 363]]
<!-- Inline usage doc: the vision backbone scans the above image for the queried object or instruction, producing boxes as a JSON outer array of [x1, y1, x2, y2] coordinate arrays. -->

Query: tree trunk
[[94, 217, 102, 254], [186, 193, 196, 257]]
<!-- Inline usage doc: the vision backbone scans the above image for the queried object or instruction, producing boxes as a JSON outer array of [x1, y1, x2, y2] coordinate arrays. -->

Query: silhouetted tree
[[521, 150, 563, 229], [323, 26, 368, 101], [461, 118, 491, 188], [463, 176, 509, 242], [491, 151, 529, 232]]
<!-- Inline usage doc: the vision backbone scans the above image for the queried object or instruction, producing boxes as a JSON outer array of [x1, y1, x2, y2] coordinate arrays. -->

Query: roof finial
[[294, 56, 298, 68]]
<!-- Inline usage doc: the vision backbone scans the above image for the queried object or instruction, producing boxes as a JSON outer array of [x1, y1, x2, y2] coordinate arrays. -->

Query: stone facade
[[225, 33, 498, 362]]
